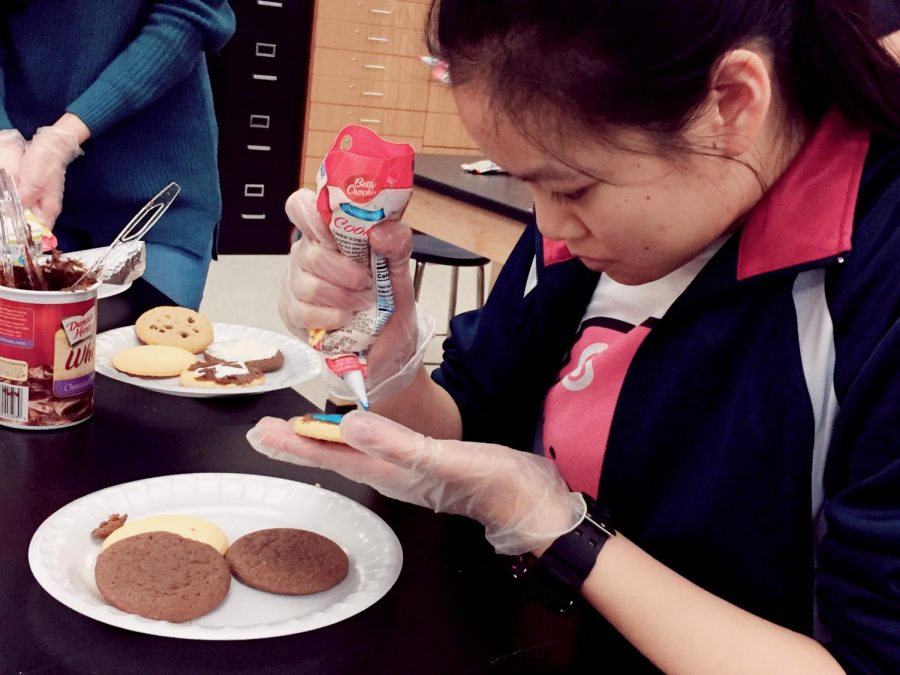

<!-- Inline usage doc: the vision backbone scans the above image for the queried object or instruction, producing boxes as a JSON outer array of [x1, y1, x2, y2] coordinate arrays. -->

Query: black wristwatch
[[511, 494, 616, 612]]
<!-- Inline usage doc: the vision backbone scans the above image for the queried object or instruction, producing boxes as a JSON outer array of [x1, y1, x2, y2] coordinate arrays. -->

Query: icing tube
[[309, 125, 415, 409]]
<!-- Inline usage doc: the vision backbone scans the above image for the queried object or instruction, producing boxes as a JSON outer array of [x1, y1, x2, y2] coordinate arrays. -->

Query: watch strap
[[540, 504, 615, 589], [511, 496, 615, 611]]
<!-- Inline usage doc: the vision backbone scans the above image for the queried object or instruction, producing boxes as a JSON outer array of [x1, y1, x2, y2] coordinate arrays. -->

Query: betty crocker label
[[343, 175, 380, 202]]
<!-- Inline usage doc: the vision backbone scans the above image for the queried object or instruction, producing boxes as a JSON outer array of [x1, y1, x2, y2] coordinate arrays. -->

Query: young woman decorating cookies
[[250, 1, 900, 672]]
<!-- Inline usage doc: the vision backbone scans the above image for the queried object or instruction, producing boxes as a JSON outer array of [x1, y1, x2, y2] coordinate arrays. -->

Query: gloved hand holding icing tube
[[282, 125, 433, 409]]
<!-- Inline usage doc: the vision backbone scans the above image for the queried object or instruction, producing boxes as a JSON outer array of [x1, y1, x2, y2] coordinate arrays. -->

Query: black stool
[[410, 233, 490, 331]]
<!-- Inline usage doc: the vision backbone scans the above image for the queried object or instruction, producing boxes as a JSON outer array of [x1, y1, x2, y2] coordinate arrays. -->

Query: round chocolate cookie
[[95, 531, 231, 623], [226, 528, 349, 595]]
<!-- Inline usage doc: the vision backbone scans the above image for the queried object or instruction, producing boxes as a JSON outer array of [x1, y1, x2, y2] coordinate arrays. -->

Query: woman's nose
[[532, 194, 586, 242]]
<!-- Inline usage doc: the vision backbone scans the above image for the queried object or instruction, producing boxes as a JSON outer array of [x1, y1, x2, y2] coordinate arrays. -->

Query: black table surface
[[414, 154, 534, 223], [0, 279, 613, 675]]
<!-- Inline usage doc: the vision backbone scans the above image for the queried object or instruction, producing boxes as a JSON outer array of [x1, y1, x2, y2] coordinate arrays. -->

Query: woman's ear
[[701, 48, 772, 157]]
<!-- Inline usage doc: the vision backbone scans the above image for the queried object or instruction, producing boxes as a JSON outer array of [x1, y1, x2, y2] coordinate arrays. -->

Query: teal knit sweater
[[0, 1, 235, 257]]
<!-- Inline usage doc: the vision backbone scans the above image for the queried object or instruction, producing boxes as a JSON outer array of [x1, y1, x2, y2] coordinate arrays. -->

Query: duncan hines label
[[53, 306, 97, 397], [61, 306, 96, 346]]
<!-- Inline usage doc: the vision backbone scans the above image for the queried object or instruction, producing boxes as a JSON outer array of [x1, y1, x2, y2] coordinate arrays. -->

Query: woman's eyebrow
[[513, 165, 584, 183]]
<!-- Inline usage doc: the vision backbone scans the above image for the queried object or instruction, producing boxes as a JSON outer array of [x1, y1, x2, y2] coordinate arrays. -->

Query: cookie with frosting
[[180, 360, 265, 388], [203, 340, 284, 373], [293, 413, 344, 443]]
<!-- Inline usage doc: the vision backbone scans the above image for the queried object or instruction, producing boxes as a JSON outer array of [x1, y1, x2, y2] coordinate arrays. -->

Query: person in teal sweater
[[0, 1, 235, 309]]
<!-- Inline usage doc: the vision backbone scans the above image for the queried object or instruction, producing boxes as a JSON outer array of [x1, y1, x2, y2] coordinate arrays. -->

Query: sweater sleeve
[[66, 0, 235, 136]]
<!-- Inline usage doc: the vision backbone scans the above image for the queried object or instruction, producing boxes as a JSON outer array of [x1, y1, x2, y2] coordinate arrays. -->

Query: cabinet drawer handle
[[367, 36, 389, 43], [241, 213, 267, 220], [362, 91, 384, 97], [255, 42, 277, 58], [359, 118, 382, 124], [370, 8, 392, 15], [364, 64, 386, 70]]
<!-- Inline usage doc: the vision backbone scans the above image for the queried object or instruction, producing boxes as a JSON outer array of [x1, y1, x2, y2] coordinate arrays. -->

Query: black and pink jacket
[[433, 113, 900, 673]]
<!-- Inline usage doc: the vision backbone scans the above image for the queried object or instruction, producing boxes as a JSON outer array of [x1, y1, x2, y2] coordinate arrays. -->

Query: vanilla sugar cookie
[[100, 514, 229, 554], [203, 340, 284, 373], [112, 345, 196, 378], [179, 361, 265, 388], [293, 414, 344, 443], [135, 306, 214, 353]]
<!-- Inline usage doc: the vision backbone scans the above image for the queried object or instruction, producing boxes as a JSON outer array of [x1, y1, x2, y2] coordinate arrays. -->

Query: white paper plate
[[63, 247, 136, 299], [28, 473, 403, 640], [95, 323, 321, 397]]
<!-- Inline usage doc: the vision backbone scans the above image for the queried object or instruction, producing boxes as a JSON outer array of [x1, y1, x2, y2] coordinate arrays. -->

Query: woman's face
[[454, 85, 762, 284]]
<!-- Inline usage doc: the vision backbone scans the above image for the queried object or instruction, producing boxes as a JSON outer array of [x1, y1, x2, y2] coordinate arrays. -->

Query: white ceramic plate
[[95, 323, 321, 397], [28, 473, 403, 640], [63, 247, 136, 299]]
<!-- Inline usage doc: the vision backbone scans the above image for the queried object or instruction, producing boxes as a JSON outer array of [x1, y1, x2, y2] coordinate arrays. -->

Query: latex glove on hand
[[280, 188, 433, 403], [247, 411, 586, 555], [0, 129, 26, 180], [17, 127, 83, 229]]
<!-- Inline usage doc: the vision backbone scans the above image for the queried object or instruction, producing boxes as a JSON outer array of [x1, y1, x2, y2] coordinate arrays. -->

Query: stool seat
[[410, 233, 490, 266], [409, 233, 489, 346]]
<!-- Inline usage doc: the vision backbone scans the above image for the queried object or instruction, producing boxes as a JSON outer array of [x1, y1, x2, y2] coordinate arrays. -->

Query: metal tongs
[[68, 182, 181, 289], [0, 168, 44, 290]]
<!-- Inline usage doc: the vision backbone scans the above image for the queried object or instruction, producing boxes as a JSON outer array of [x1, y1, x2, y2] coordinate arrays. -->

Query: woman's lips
[[573, 253, 613, 272], [563, 243, 613, 271]]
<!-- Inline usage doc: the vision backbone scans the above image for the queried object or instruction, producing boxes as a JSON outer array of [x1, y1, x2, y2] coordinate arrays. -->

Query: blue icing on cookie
[[311, 413, 344, 424]]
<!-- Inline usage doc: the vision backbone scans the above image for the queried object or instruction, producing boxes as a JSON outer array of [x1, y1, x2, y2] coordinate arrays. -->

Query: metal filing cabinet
[[208, 0, 314, 254], [299, 0, 479, 190]]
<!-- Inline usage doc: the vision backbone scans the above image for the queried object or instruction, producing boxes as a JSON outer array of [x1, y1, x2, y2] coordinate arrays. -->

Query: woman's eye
[[551, 187, 589, 204]]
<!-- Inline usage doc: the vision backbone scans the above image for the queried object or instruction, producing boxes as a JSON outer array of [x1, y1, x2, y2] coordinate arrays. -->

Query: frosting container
[[0, 283, 98, 429], [310, 125, 415, 408]]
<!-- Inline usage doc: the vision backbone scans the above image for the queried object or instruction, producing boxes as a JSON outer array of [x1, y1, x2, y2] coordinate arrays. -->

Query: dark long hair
[[426, 0, 900, 143]]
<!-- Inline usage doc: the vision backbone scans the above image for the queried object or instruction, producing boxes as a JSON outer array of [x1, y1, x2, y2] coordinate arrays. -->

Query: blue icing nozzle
[[311, 413, 344, 424], [341, 369, 370, 412]]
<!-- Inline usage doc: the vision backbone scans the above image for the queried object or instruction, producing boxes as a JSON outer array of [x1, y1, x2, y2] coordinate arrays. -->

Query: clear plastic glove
[[280, 188, 434, 403], [247, 411, 586, 555], [0, 129, 26, 180], [17, 127, 83, 229]]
